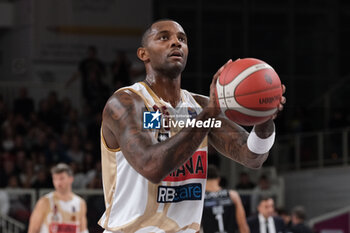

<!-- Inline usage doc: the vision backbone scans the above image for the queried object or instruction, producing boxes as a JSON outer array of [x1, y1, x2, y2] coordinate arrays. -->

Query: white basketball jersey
[[99, 82, 208, 233], [39, 192, 83, 233]]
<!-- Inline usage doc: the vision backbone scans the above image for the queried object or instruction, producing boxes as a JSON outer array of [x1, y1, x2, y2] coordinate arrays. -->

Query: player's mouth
[[168, 50, 183, 60]]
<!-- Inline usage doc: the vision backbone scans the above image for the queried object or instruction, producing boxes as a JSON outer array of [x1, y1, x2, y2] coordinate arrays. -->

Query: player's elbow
[[244, 154, 267, 169], [245, 160, 263, 169], [137, 158, 166, 184], [141, 168, 164, 184], [147, 175, 163, 184]]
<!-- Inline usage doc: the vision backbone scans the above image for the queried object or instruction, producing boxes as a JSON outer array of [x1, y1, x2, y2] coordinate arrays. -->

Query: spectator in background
[[7, 174, 31, 223], [111, 50, 132, 89], [236, 172, 256, 190], [276, 208, 292, 230], [0, 94, 8, 125], [247, 196, 285, 233], [13, 87, 34, 118], [290, 206, 313, 233], [66, 135, 84, 163], [31, 167, 53, 189], [45, 138, 70, 165], [251, 175, 279, 214], [66, 46, 107, 111]]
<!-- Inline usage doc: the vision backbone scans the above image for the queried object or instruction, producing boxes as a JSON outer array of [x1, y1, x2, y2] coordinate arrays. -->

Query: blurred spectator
[[2, 124, 15, 151], [2, 157, 17, 187], [32, 167, 53, 189], [7, 174, 31, 223], [276, 208, 292, 230], [20, 160, 36, 188], [236, 172, 256, 190], [0, 94, 8, 125], [13, 87, 34, 118], [45, 137, 70, 164], [251, 175, 279, 214], [111, 50, 132, 89], [86, 161, 102, 189], [290, 206, 313, 233], [247, 196, 285, 233], [67, 135, 84, 163], [66, 46, 108, 111], [71, 161, 88, 189], [46, 91, 63, 133]]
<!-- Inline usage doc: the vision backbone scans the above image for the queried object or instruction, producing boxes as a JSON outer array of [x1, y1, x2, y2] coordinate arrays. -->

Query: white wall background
[[283, 166, 350, 219]]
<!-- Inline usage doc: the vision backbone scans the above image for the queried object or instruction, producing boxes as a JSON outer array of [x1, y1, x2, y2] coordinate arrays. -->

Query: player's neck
[[144, 74, 181, 108], [54, 190, 73, 201], [205, 181, 222, 192]]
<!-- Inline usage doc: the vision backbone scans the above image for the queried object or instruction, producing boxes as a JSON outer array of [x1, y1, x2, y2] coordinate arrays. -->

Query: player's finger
[[282, 84, 286, 94], [278, 103, 284, 111], [213, 59, 232, 79], [281, 96, 286, 104]]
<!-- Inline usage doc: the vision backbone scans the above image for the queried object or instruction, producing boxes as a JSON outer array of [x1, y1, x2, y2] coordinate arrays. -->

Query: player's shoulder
[[189, 92, 209, 108], [35, 196, 50, 209], [73, 193, 87, 204], [228, 189, 241, 202], [103, 86, 145, 119]]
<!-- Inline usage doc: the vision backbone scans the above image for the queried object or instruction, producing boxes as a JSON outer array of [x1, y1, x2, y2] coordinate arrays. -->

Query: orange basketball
[[215, 58, 282, 126]]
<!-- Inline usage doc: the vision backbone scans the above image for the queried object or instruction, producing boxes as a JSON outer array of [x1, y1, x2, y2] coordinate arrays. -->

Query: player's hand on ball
[[272, 84, 286, 120], [206, 59, 233, 117]]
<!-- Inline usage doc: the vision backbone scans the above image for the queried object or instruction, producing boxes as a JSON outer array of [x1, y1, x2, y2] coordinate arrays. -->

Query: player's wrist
[[247, 122, 275, 154]]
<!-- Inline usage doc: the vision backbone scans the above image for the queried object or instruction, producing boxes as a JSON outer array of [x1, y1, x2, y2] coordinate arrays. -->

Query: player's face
[[258, 198, 275, 218], [52, 172, 73, 193], [145, 21, 188, 77]]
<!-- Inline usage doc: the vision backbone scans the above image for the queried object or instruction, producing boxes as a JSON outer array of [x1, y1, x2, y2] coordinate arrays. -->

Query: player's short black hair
[[292, 206, 307, 220], [51, 163, 73, 176], [207, 164, 220, 179], [141, 18, 177, 47]]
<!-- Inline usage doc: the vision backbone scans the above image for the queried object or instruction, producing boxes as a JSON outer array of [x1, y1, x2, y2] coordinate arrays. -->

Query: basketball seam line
[[232, 85, 281, 98]]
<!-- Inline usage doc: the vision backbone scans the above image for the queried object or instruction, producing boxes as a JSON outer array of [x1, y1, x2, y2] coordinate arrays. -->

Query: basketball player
[[99, 19, 286, 232], [28, 163, 88, 233], [202, 165, 250, 233]]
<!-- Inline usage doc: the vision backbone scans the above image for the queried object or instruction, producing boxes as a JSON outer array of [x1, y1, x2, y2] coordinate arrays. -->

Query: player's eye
[[179, 37, 186, 43], [160, 35, 168, 40]]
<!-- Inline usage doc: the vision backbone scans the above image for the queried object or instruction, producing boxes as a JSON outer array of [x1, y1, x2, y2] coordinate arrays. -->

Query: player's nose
[[171, 36, 181, 48]]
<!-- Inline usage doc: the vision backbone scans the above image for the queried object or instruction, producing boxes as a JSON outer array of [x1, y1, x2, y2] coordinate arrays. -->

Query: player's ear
[[137, 47, 149, 62]]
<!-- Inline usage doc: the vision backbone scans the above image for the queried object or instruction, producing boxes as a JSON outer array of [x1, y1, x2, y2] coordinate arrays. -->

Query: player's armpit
[[102, 90, 211, 184], [192, 94, 268, 169], [28, 197, 49, 233]]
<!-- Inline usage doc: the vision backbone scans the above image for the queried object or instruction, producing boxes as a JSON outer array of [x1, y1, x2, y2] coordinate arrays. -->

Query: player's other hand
[[205, 59, 233, 118], [271, 84, 286, 120]]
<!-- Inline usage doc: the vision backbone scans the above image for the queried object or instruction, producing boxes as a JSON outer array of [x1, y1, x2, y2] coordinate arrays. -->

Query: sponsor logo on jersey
[[143, 111, 161, 129], [187, 107, 198, 119], [157, 183, 202, 203], [163, 151, 207, 182], [49, 223, 77, 233], [157, 132, 170, 142]]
